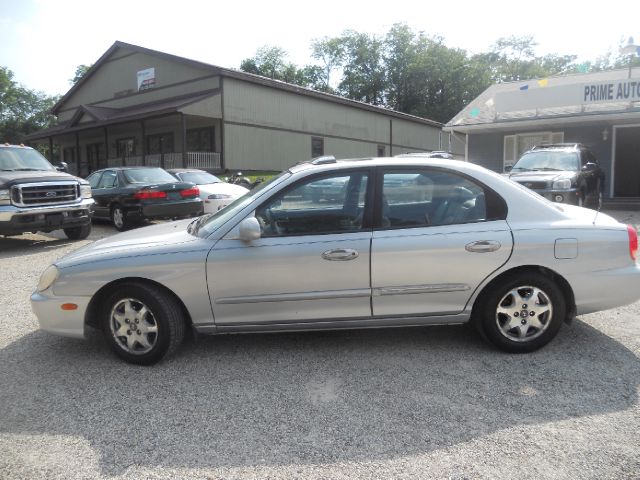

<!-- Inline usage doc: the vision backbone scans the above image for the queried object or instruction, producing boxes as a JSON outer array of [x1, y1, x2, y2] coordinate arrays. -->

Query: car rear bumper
[[128, 200, 204, 220], [570, 263, 640, 315], [31, 291, 90, 338]]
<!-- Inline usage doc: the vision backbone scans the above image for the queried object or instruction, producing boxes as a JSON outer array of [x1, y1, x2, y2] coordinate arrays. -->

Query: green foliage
[[0, 67, 58, 144], [69, 64, 93, 85]]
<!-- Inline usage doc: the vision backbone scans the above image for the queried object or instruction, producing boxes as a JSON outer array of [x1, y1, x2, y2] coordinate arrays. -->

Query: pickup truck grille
[[11, 181, 80, 207]]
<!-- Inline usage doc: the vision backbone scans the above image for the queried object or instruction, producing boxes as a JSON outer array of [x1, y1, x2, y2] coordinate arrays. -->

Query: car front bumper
[[31, 290, 90, 338], [524, 188, 580, 205]]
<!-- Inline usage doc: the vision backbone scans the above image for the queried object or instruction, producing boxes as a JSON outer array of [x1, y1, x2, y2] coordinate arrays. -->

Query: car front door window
[[256, 172, 369, 236]]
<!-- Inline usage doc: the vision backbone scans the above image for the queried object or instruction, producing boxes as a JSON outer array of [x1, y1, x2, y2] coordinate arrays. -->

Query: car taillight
[[134, 190, 167, 200], [180, 187, 199, 198], [628, 224, 638, 261]]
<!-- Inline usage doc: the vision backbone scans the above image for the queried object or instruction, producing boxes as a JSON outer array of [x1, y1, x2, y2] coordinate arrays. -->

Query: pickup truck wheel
[[111, 205, 128, 231], [63, 223, 91, 240], [102, 282, 185, 365]]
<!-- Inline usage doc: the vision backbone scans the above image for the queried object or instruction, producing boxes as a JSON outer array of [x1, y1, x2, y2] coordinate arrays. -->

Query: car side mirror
[[56, 161, 69, 172], [238, 217, 261, 242], [504, 165, 513, 173], [582, 162, 596, 171]]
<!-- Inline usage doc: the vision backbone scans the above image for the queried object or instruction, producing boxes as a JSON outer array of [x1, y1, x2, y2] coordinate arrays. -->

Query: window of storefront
[[503, 132, 564, 169], [116, 137, 136, 157], [186, 127, 215, 152], [146, 133, 174, 154]]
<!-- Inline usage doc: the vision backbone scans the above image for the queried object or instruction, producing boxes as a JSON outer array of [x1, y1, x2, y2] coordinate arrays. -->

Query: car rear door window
[[97, 170, 118, 188], [380, 169, 501, 228]]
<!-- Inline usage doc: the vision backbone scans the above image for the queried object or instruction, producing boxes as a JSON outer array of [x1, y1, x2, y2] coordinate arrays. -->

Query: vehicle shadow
[[0, 320, 637, 476], [0, 235, 79, 259]]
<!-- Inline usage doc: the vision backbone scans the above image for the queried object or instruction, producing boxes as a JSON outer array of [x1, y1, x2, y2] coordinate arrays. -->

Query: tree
[[69, 64, 92, 85], [0, 67, 58, 144], [310, 36, 345, 92], [337, 31, 386, 105]]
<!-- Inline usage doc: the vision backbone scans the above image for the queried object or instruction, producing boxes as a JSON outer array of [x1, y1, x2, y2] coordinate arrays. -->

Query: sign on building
[[137, 68, 156, 91]]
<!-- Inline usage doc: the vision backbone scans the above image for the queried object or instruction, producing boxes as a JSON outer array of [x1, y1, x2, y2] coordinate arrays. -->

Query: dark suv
[[506, 144, 605, 208]]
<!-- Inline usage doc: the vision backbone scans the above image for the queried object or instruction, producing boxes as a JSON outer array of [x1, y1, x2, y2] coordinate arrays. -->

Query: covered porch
[[27, 91, 223, 177]]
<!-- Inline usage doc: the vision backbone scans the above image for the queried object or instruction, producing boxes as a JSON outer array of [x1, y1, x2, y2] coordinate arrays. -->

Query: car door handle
[[465, 240, 501, 253], [321, 248, 359, 261]]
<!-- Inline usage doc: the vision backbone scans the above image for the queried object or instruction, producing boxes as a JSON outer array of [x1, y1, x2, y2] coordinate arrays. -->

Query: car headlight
[[37, 265, 59, 292], [80, 184, 93, 199], [0, 189, 10, 205], [208, 194, 232, 199], [552, 179, 572, 190]]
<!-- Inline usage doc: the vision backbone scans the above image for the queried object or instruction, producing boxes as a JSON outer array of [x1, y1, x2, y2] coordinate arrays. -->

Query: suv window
[[513, 151, 579, 172], [380, 169, 498, 228], [256, 171, 369, 236]]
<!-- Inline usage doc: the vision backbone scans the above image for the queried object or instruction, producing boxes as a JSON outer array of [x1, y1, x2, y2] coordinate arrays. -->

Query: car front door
[[207, 170, 373, 326], [371, 168, 513, 317]]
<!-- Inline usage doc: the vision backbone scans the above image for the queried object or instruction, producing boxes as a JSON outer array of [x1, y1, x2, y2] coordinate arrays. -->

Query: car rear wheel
[[102, 282, 185, 365], [63, 223, 91, 240], [111, 205, 128, 231], [478, 273, 565, 353]]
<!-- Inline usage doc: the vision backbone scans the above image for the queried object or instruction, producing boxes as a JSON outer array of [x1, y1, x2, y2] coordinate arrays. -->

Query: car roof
[[289, 156, 485, 175], [167, 168, 207, 173], [1, 144, 34, 149]]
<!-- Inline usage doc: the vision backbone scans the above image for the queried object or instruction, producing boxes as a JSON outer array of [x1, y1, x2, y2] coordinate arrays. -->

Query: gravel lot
[[1, 212, 639, 479]]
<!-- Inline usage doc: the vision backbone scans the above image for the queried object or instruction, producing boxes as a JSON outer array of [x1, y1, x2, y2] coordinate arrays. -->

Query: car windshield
[[0, 147, 56, 171], [192, 171, 290, 238], [123, 168, 177, 184], [177, 171, 221, 184], [513, 151, 579, 172]]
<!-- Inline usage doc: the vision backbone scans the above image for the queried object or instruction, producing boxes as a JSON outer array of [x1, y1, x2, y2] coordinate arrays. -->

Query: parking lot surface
[[1, 213, 639, 479]]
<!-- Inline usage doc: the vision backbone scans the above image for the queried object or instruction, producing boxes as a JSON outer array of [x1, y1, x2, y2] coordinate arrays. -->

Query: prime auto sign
[[583, 80, 640, 103]]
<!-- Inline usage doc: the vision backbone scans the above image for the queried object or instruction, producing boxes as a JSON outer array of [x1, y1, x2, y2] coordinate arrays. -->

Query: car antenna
[[592, 198, 602, 225]]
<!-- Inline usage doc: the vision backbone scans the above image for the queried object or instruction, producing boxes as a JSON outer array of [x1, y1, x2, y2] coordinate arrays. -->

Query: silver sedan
[[31, 157, 640, 364]]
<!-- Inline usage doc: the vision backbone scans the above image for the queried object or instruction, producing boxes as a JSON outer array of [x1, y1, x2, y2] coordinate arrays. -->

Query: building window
[[377, 145, 386, 157], [146, 132, 174, 154], [86, 142, 105, 173], [311, 137, 324, 158], [116, 137, 136, 157], [186, 127, 215, 152], [503, 131, 564, 169]]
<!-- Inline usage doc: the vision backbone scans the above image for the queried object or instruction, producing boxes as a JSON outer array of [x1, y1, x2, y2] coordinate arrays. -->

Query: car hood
[[508, 171, 575, 183], [0, 170, 87, 187], [57, 219, 209, 268]]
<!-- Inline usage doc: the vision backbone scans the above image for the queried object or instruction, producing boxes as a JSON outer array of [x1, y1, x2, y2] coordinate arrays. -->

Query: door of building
[[614, 126, 640, 197]]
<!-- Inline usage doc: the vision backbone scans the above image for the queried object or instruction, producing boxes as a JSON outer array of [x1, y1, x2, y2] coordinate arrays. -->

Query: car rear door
[[207, 169, 373, 326], [371, 167, 513, 317]]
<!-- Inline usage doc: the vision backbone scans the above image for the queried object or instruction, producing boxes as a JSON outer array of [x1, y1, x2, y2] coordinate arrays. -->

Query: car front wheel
[[478, 273, 565, 353], [102, 282, 185, 365]]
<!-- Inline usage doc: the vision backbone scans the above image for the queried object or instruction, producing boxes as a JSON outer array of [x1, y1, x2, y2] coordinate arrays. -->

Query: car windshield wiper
[[511, 167, 532, 171], [11, 168, 48, 171], [531, 167, 563, 171]]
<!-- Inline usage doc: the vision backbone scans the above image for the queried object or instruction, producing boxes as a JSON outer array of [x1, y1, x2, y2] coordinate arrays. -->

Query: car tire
[[102, 282, 185, 365], [478, 272, 565, 353], [111, 205, 129, 231], [63, 223, 91, 240]]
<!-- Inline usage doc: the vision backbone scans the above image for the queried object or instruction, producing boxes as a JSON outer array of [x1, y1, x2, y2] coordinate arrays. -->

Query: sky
[[0, 0, 637, 96]]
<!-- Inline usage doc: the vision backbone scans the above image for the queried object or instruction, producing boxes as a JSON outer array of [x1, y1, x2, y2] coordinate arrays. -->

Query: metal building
[[27, 41, 447, 176]]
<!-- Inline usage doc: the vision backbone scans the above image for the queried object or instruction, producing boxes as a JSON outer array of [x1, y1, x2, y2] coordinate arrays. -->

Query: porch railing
[[105, 152, 221, 170]]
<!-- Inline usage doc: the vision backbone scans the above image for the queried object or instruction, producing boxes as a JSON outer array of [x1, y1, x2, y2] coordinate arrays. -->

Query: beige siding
[[60, 48, 217, 112], [180, 94, 222, 118], [324, 138, 379, 159], [391, 118, 441, 151], [225, 124, 308, 171], [224, 78, 390, 143]]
